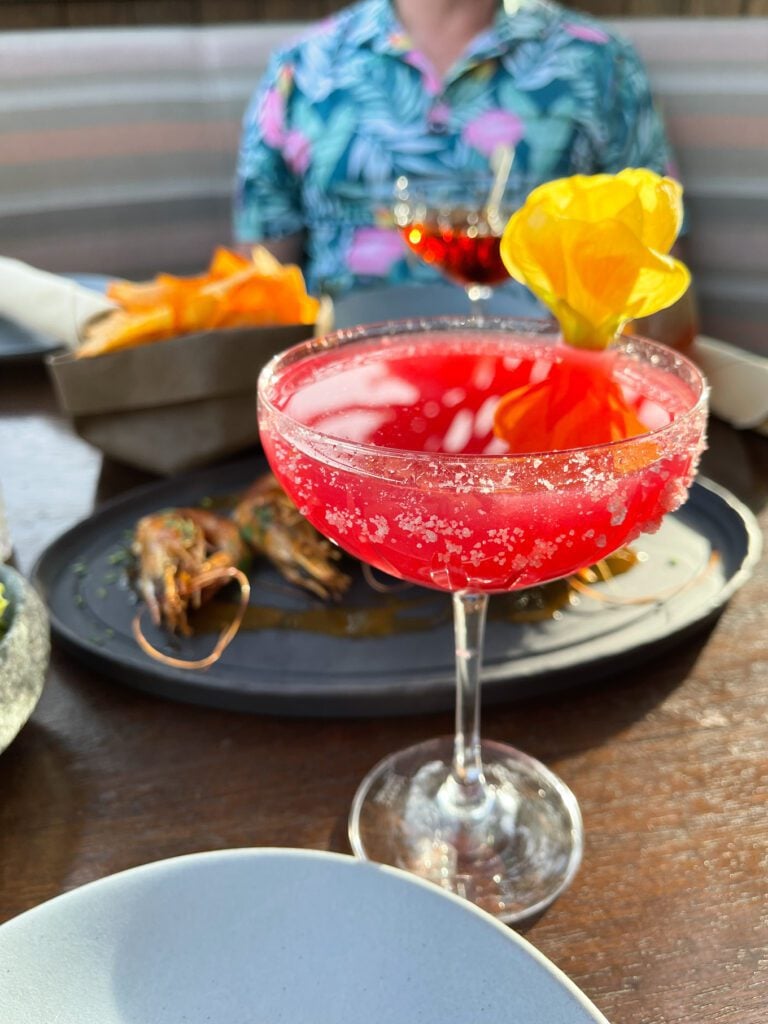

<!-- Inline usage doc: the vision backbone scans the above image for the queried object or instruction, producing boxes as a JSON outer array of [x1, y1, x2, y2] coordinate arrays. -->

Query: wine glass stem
[[444, 591, 490, 814], [465, 284, 492, 318]]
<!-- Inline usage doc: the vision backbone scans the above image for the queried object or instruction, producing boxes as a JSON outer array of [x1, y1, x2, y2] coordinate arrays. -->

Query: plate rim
[[0, 846, 610, 1023]]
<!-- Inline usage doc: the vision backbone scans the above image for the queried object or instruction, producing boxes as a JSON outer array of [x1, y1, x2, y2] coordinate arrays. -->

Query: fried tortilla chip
[[77, 247, 319, 358]]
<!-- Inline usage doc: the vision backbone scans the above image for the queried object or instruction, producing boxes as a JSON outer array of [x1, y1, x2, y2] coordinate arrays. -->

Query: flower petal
[[493, 354, 650, 453], [616, 169, 684, 253]]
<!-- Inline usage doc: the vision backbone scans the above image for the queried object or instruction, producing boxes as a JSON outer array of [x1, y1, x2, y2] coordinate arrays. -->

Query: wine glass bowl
[[392, 174, 520, 307], [257, 317, 708, 923]]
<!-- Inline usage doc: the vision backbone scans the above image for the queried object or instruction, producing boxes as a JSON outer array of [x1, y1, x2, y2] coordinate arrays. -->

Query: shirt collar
[[350, 0, 555, 58]]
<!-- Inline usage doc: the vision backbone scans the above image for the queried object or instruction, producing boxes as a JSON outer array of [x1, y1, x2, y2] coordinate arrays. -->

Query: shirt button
[[427, 100, 451, 134]]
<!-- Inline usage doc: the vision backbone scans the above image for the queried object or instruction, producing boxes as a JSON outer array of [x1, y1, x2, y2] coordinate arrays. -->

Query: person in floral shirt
[[234, 0, 684, 322]]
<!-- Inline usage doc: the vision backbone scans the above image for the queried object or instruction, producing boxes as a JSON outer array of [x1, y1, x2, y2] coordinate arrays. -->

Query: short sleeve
[[233, 52, 305, 244], [597, 40, 675, 179]]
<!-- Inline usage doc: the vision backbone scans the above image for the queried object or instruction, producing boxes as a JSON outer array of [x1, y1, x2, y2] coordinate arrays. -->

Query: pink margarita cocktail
[[256, 317, 708, 924], [259, 325, 706, 594]]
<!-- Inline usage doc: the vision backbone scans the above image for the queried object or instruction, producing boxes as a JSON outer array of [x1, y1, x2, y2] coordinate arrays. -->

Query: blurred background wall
[[2, 0, 768, 30]]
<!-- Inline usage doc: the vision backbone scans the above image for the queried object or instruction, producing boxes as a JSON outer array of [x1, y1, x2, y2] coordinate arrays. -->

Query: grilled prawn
[[132, 507, 248, 635], [232, 474, 351, 601]]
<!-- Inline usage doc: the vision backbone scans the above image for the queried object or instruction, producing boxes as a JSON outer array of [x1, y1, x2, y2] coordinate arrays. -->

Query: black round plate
[[33, 457, 762, 717]]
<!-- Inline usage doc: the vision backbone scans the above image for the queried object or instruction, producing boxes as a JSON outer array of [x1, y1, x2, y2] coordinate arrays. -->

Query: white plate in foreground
[[0, 848, 609, 1024]]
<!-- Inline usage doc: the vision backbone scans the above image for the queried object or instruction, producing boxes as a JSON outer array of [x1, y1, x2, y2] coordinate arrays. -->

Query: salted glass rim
[[257, 316, 709, 465]]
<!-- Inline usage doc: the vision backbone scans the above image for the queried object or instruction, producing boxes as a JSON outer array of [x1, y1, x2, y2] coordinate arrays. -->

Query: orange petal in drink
[[493, 351, 649, 454]]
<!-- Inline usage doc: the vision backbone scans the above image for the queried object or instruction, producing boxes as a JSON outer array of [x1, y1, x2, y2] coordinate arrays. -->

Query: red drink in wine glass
[[401, 218, 509, 288], [393, 174, 520, 311]]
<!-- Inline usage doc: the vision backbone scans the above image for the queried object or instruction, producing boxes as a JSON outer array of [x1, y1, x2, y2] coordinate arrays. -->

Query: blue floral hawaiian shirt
[[234, 0, 677, 297]]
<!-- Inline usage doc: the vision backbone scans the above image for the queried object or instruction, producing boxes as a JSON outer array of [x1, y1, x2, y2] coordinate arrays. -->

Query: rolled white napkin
[[0, 256, 116, 349], [691, 335, 768, 436]]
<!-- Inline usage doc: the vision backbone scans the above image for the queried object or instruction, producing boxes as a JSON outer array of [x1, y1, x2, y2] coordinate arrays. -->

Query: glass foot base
[[348, 736, 583, 924]]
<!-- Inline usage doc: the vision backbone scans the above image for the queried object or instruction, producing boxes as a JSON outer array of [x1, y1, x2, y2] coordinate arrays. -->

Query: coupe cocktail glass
[[257, 317, 708, 922]]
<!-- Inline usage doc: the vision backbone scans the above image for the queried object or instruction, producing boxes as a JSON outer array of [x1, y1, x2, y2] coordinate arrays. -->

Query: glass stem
[[465, 284, 492, 318], [445, 591, 490, 815]]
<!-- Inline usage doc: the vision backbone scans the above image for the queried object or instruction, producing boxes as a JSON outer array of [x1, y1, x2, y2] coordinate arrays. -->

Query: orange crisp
[[77, 247, 319, 358]]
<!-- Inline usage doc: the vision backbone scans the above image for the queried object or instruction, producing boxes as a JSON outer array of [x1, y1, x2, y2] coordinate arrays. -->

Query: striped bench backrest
[[617, 19, 768, 357], [0, 18, 766, 354]]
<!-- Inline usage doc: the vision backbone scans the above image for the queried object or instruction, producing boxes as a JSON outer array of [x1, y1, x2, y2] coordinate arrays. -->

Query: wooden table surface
[[1, 360, 766, 1023]]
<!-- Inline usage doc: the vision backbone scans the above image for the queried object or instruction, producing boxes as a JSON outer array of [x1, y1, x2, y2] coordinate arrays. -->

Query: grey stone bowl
[[0, 564, 50, 753]]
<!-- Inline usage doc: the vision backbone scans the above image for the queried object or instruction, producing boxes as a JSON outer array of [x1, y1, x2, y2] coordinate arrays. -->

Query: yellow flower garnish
[[500, 169, 691, 350]]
